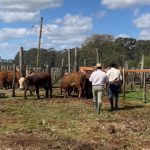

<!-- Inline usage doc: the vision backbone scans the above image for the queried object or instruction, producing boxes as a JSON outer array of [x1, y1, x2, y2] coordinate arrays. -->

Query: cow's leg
[[48, 82, 52, 98], [64, 88, 68, 98], [30, 90, 32, 96], [68, 87, 72, 96], [78, 87, 82, 99], [49, 86, 52, 98], [64, 89, 67, 98], [81, 88, 85, 99], [24, 89, 28, 100], [36, 87, 40, 99], [45, 87, 49, 98]]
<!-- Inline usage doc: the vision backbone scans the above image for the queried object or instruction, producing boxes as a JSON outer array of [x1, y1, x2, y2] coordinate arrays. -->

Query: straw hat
[[95, 63, 102, 68]]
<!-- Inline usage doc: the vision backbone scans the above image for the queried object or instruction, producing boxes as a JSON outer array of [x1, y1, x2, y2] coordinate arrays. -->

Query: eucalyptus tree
[[115, 37, 137, 60], [82, 34, 114, 66], [135, 40, 150, 68]]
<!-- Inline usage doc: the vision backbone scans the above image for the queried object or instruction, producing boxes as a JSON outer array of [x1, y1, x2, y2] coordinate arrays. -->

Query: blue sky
[[0, 0, 150, 60]]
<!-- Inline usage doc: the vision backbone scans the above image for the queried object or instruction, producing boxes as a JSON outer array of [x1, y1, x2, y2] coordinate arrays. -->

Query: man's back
[[89, 70, 106, 86], [106, 67, 121, 82]]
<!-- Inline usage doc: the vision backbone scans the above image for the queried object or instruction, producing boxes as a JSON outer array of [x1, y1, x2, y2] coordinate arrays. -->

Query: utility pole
[[36, 17, 43, 67]]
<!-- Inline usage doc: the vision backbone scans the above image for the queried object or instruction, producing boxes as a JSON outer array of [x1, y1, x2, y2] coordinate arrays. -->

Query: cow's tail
[[60, 82, 63, 95], [47, 75, 52, 98], [82, 74, 86, 99]]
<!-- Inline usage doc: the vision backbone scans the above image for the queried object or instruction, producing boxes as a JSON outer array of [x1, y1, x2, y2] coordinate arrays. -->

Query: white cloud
[[134, 13, 150, 40], [0, 14, 93, 59], [0, 11, 39, 23], [26, 14, 93, 50], [101, 0, 150, 9], [0, 0, 63, 22], [134, 13, 150, 28], [139, 29, 150, 40], [0, 43, 19, 59], [0, 0, 63, 11], [54, 14, 92, 34], [44, 14, 93, 49], [44, 34, 87, 49], [0, 28, 31, 41], [101, 0, 150, 40], [115, 34, 130, 39]]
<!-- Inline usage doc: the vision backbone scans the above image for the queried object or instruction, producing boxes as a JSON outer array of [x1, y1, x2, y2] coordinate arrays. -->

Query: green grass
[[0, 87, 149, 149], [120, 87, 150, 103], [0, 97, 150, 149]]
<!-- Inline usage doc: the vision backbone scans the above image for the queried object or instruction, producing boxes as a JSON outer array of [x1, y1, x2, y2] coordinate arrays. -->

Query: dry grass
[[0, 88, 149, 149]]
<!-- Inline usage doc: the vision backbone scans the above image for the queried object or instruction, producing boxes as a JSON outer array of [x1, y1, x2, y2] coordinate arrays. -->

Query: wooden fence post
[[122, 67, 126, 100], [140, 54, 144, 88], [61, 58, 64, 77], [19, 47, 24, 77], [95, 48, 99, 64], [143, 72, 147, 103], [12, 64, 16, 97], [46, 65, 51, 74], [74, 47, 77, 72], [68, 49, 71, 73], [84, 59, 86, 66]]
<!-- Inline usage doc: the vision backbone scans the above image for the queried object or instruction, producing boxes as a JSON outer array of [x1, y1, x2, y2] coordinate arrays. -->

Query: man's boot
[[109, 98, 114, 111], [97, 103, 102, 114], [115, 99, 118, 110]]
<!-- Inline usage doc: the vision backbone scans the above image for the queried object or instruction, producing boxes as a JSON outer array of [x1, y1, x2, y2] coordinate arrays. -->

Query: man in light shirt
[[89, 63, 107, 114], [106, 63, 122, 111]]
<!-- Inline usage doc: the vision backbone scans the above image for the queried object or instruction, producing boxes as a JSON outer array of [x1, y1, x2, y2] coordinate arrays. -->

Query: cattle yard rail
[[79, 66, 150, 103]]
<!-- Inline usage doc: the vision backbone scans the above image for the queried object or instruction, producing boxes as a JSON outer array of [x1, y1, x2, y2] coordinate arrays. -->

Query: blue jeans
[[108, 82, 120, 100]]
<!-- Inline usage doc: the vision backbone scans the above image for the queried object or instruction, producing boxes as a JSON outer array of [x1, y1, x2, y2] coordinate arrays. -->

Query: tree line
[[12, 34, 150, 70]]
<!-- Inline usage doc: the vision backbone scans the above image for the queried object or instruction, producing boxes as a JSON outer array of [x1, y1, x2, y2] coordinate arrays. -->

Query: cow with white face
[[19, 77, 25, 89], [19, 72, 52, 99]]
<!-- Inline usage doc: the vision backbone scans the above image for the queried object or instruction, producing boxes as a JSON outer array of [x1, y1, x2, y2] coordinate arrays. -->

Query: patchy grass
[[0, 93, 150, 150], [120, 86, 150, 103]]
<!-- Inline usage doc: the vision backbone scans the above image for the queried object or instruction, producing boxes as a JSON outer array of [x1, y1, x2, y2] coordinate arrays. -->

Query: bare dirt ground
[[0, 89, 150, 150]]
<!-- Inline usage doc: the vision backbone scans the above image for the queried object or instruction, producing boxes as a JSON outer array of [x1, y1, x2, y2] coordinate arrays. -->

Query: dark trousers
[[108, 82, 120, 109]]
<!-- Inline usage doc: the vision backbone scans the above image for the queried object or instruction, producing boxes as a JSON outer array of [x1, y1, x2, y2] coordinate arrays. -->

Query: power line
[[32, 17, 51, 68]]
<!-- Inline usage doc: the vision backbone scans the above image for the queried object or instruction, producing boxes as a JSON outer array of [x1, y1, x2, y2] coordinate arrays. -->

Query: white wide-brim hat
[[95, 63, 102, 68]]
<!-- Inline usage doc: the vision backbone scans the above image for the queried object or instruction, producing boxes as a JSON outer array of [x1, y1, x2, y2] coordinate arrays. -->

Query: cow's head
[[19, 77, 25, 90], [19, 77, 30, 89], [19, 76, 35, 91]]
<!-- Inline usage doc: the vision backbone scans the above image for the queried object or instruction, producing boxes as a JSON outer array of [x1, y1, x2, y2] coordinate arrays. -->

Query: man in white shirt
[[89, 63, 107, 114], [106, 63, 122, 111]]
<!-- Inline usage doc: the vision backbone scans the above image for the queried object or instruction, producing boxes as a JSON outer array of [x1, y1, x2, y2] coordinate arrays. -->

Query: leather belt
[[92, 85, 104, 86]]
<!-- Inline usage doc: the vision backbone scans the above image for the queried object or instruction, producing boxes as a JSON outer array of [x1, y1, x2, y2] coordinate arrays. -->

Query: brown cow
[[20, 72, 52, 99], [0, 70, 20, 89], [61, 72, 86, 99]]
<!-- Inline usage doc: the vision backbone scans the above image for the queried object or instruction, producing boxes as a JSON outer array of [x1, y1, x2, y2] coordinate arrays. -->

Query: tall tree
[[115, 37, 137, 60], [84, 34, 114, 66]]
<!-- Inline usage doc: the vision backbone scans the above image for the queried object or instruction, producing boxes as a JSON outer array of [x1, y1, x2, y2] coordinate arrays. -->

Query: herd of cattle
[[0, 70, 92, 100], [1, 68, 149, 100]]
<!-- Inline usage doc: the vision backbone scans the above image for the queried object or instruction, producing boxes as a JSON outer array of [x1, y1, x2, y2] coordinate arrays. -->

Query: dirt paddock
[[0, 88, 149, 150]]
